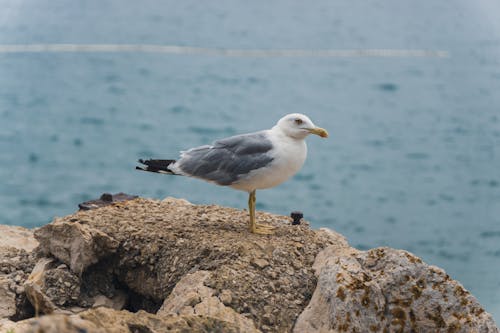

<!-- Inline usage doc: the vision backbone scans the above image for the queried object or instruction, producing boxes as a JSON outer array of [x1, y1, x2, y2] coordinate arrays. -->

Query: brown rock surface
[[30, 197, 345, 332], [0, 307, 252, 333]]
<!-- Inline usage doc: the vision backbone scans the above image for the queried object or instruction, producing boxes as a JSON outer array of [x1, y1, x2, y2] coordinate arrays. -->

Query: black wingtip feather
[[135, 159, 177, 174]]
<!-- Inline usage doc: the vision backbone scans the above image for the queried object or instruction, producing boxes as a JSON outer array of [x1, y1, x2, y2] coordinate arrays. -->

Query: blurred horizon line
[[0, 44, 449, 58]]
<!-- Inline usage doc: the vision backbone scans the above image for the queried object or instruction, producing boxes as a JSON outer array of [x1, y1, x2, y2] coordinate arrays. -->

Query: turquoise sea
[[1, 0, 500, 321]]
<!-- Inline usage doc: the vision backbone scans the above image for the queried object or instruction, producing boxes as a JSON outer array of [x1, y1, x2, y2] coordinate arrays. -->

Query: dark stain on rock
[[361, 290, 370, 307], [426, 311, 446, 328], [411, 285, 422, 299], [454, 285, 467, 297], [404, 252, 422, 264], [127, 323, 154, 333], [336, 286, 346, 301], [391, 307, 406, 320], [409, 309, 416, 324]]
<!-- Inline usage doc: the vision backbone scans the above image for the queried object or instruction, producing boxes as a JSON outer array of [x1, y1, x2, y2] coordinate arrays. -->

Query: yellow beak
[[307, 127, 329, 138]]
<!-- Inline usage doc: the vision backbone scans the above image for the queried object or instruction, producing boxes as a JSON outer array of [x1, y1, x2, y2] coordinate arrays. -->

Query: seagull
[[136, 113, 328, 234]]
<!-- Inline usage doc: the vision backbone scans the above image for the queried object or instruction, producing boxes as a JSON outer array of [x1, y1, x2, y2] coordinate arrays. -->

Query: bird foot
[[250, 223, 276, 235]]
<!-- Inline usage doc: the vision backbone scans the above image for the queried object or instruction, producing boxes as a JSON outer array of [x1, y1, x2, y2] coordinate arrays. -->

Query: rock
[[158, 270, 260, 333], [0, 277, 16, 319], [219, 289, 233, 305], [0, 245, 36, 321], [294, 246, 499, 333], [24, 257, 125, 316], [24, 258, 58, 315], [162, 196, 193, 205], [0, 225, 38, 252], [251, 258, 270, 269], [157, 271, 212, 314], [1, 197, 497, 332], [34, 220, 119, 276], [92, 291, 127, 310], [5, 313, 101, 333], [3, 307, 255, 333], [0, 318, 23, 332], [43, 267, 81, 306], [27, 198, 338, 332], [0, 247, 35, 277], [0, 225, 38, 320]]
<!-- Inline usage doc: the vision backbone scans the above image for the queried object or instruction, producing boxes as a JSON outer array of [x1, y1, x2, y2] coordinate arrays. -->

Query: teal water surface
[[1, 0, 500, 321]]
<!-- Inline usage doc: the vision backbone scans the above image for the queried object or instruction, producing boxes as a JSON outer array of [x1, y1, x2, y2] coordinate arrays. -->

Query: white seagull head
[[275, 113, 329, 140]]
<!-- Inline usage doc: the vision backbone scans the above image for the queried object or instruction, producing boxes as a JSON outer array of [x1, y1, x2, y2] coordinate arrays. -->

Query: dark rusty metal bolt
[[291, 211, 303, 225]]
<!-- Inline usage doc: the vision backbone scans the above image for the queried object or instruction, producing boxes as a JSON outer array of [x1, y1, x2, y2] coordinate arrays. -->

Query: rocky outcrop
[[28, 197, 344, 332], [294, 246, 498, 333], [0, 197, 498, 333]]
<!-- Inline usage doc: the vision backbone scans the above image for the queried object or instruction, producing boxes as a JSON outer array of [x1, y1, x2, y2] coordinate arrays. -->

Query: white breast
[[231, 130, 308, 192]]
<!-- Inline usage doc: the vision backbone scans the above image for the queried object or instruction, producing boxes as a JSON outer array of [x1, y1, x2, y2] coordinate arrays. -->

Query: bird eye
[[294, 118, 303, 125]]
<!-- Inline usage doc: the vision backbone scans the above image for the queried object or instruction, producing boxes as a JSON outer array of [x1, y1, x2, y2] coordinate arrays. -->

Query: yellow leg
[[248, 190, 275, 234], [248, 190, 255, 231]]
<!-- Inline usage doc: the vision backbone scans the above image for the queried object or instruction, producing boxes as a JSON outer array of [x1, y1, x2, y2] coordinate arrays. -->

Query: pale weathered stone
[[0, 225, 38, 252], [317, 227, 349, 249], [252, 258, 270, 269], [162, 196, 193, 205], [0, 318, 29, 332], [294, 246, 499, 333], [158, 270, 261, 333], [34, 220, 119, 276], [92, 291, 127, 310], [3, 307, 254, 333], [24, 258, 58, 315]]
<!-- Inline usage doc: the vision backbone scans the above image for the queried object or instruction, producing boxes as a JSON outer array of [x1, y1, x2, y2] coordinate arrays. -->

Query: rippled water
[[1, 0, 500, 320]]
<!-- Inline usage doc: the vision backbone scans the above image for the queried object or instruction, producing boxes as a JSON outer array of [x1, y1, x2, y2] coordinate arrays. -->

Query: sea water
[[1, 0, 500, 321]]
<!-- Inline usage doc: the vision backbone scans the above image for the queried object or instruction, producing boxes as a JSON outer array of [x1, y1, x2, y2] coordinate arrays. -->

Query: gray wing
[[176, 131, 274, 186]]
